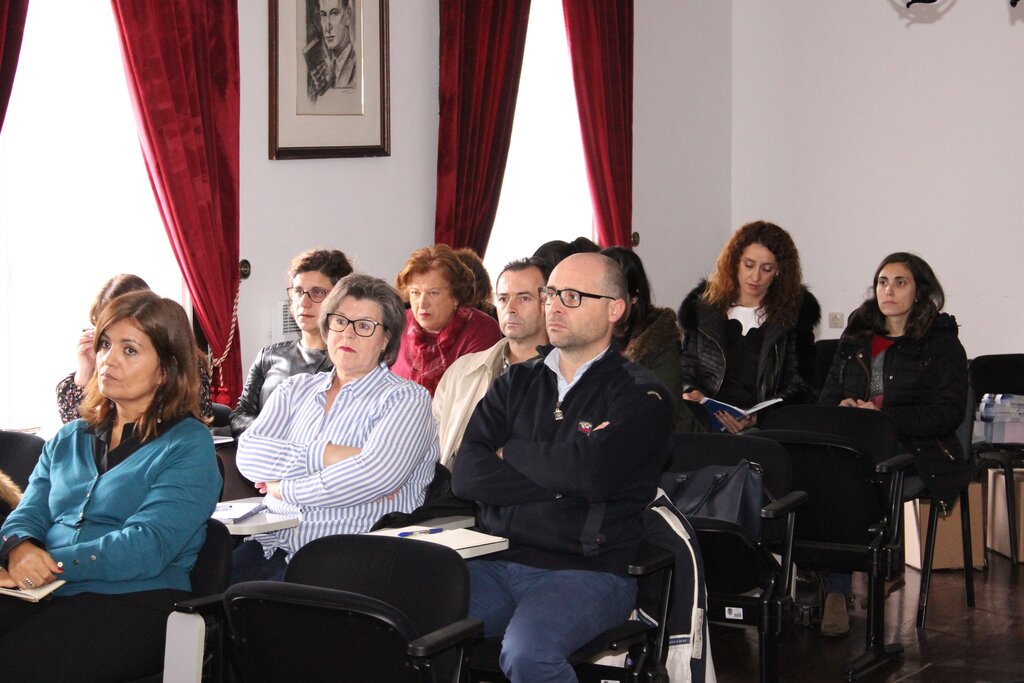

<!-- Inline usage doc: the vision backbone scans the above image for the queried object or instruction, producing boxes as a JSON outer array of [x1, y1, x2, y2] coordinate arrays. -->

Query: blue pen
[[397, 527, 444, 538]]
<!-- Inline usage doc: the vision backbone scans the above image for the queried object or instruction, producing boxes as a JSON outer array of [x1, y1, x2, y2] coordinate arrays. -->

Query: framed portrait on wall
[[269, 0, 390, 159]]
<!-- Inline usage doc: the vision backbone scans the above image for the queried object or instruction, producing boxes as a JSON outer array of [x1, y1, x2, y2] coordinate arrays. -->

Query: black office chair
[[810, 338, 840, 400], [225, 534, 482, 682], [761, 403, 976, 630], [210, 403, 231, 430], [751, 411, 911, 681], [669, 432, 806, 683], [371, 462, 477, 531], [0, 430, 45, 490], [137, 518, 234, 683], [970, 353, 1024, 564]]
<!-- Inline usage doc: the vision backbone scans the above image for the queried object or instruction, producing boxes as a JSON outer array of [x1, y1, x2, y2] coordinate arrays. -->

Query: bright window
[[0, 2, 181, 434], [482, 0, 595, 280]]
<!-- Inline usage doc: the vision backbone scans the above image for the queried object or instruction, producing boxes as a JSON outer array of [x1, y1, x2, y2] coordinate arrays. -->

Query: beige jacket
[[432, 338, 509, 470]]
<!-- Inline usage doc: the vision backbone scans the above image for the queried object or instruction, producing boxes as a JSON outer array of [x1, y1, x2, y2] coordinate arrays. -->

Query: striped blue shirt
[[236, 362, 438, 559]]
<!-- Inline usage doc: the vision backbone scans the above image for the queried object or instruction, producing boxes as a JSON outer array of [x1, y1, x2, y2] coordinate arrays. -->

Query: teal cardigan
[[1, 418, 221, 596]]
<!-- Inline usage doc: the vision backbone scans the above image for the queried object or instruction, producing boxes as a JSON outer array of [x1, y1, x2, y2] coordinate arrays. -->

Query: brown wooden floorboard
[[709, 553, 1024, 682]]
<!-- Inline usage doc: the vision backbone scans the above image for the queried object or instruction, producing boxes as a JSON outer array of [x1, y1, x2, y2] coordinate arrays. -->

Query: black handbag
[[659, 459, 770, 537]]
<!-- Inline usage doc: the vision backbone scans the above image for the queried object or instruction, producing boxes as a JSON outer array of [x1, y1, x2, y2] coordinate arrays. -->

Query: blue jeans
[[230, 540, 288, 585], [468, 560, 637, 683]]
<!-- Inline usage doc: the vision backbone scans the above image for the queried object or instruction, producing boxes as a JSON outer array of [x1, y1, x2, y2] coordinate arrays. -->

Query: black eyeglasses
[[538, 286, 616, 308], [287, 286, 330, 303], [326, 313, 383, 337]]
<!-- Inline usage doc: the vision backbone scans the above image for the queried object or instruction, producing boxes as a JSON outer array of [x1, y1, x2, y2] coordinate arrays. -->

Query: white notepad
[[370, 526, 509, 559]]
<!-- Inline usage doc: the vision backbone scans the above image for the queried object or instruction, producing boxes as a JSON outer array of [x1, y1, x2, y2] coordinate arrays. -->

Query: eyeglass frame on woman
[[538, 286, 616, 308], [286, 286, 330, 303], [325, 313, 384, 337]]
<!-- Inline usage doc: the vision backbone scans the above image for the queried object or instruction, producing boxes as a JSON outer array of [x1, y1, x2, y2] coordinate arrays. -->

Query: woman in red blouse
[[392, 244, 501, 396]]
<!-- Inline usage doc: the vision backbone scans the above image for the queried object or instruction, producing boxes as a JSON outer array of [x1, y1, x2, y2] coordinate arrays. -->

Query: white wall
[[634, 1, 733, 311], [237, 0, 440, 367], [237, 0, 733, 369], [732, 2, 1024, 356]]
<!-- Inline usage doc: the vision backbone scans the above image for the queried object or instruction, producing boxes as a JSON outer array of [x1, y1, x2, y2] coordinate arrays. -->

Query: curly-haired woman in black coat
[[678, 221, 819, 432], [817, 252, 969, 637]]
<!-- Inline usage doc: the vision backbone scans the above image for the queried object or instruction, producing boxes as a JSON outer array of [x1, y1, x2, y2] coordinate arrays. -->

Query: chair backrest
[[751, 428, 895, 572], [284, 534, 470, 640], [210, 403, 231, 429], [0, 430, 45, 491], [811, 338, 840, 396], [669, 433, 794, 592], [670, 431, 792, 501], [225, 581, 423, 683], [189, 518, 233, 597], [759, 404, 898, 465], [968, 354, 1024, 396]]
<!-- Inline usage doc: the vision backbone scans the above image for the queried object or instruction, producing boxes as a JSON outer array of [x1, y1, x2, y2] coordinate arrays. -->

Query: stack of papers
[[212, 501, 267, 524], [370, 526, 508, 559]]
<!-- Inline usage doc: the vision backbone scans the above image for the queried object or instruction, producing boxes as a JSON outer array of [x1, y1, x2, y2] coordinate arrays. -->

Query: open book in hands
[[0, 579, 65, 603], [699, 397, 782, 432]]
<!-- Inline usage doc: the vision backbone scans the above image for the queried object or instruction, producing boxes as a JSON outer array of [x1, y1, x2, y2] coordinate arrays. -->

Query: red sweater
[[391, 307, 502, 396]]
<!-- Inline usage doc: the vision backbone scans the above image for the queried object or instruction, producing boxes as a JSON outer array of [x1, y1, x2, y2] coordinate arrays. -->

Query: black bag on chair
[[659, 459, 770, 537]]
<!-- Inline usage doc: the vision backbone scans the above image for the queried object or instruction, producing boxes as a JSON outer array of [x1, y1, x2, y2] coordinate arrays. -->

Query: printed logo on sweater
[[576, 421, 593, 435]]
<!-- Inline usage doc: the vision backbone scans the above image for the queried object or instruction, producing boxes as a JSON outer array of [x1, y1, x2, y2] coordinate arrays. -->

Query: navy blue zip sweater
[[451, 345, 673, 575]]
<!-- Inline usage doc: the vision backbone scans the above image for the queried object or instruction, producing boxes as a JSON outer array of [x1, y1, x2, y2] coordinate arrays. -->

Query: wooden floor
[[710, 552, 1024, 682]]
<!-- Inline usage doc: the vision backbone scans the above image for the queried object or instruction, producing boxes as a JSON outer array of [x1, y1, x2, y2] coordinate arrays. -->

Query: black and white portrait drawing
[[299, 0, 363, 115]]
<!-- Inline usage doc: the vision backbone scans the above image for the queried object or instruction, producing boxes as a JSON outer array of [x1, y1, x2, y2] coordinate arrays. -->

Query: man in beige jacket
[[433, 257, 550, 469]]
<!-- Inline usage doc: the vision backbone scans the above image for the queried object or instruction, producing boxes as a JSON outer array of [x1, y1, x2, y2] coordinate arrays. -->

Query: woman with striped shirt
[[231, 274, 438, 583]]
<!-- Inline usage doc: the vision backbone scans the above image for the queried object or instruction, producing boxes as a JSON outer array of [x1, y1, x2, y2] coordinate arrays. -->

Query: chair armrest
[[174, 593, 225, 616], [174, 589, 224, 618], [761, 490, 808, 519], [975, 444, 1024, 466], [627, 545, 674, 577], [875, 452, 914, 473], [407, 617, 483, 658]]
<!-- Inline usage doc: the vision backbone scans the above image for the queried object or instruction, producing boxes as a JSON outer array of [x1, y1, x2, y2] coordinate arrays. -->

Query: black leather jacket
[[677, 282, 818, 405], [230, 340, 332, 435], [818, 312, 970, 508]]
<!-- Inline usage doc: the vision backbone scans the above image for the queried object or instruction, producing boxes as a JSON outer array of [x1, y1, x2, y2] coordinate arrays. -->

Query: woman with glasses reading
[[230, 249, 353, 435], [232, 274, 438, 582], [392, 244, 501, 396]]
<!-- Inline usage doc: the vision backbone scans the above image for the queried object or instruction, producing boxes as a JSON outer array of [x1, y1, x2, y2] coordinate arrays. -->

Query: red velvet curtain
[[435, 0, 531, 255], [0, 0, 29, 133], [110, 0, 242, 405], [562, 0, 633, 248]]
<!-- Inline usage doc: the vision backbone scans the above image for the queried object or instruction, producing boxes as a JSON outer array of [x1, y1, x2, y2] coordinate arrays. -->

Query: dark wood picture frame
[[269, 0, 391, 159]]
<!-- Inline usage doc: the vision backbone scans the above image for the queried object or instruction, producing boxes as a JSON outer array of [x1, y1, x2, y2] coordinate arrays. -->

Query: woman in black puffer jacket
[[817, 251, 970, 637], [820, 252, 970, 509]]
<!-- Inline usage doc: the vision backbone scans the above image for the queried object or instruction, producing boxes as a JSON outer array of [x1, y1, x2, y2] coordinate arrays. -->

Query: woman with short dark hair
[[230, 248, 353, 435], [0, 291, 221, 680], [392, 244, 501, 396], [232, 274, 438, 583], [816, 252, 968, 637]]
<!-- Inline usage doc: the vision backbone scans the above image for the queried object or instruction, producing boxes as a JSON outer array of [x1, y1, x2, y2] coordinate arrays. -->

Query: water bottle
[[979, 394, 995, 422]]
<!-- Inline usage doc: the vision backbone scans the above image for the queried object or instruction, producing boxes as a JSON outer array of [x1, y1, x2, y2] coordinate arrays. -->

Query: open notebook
[[370, 526, 508, 560], [0, 579, 65, 603]]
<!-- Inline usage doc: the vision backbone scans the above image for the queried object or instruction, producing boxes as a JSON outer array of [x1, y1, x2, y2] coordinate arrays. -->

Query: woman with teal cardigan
[[0, 291, 221, 682]]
